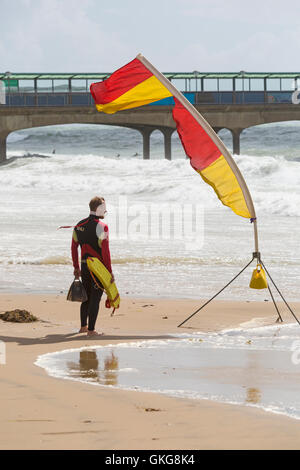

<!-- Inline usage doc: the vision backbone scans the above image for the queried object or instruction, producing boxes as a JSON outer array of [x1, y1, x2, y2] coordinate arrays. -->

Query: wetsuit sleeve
[[101, 225, 112, 274], [71, 229, 79, 269]]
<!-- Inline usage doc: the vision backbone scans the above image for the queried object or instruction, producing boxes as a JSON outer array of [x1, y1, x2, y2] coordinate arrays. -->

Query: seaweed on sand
[[0, 309, 38, 323]]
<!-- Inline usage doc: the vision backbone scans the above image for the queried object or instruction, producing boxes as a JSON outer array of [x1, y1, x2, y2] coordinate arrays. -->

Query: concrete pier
[[1, 103, 300, 161], [2, 70, 300, 161], [0, 133, 7, 163], [162, 128, 174, 160], [137, 126, 156, 160], [138, 127, 175, 160], [142, 128, 152, 159], [232, 129, 243, 155]]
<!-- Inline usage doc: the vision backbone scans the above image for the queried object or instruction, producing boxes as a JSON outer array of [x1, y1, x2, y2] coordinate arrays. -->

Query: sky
[[1, 0, 300, 73]]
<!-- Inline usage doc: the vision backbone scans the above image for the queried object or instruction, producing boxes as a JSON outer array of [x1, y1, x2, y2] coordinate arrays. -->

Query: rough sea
[[1, 122, 300, 301]]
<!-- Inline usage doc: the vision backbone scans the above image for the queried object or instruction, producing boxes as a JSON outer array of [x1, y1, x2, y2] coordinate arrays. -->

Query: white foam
[[7, 132, 29, 143], [2, 126, 300, 299], [2, 152, 300, 216]]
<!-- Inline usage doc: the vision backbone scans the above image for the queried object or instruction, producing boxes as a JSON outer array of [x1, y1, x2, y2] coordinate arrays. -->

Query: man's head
[[89, 196, 107, 218]]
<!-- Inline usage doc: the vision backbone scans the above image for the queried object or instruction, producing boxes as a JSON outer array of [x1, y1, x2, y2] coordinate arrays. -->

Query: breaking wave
[[1, 151, 300, 216]]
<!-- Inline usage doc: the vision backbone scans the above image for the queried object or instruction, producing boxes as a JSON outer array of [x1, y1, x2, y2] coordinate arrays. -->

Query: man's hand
[[74, 268, 81, 279]]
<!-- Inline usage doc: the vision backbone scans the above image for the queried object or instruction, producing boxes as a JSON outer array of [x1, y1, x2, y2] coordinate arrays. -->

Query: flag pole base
[[178, 257, 254, 328], [178, 256, 300, 328], [261, 260, 300, 326]]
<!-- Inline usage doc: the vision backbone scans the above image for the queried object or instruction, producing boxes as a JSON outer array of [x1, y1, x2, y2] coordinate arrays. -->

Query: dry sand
[[0, 293, 300, 450]]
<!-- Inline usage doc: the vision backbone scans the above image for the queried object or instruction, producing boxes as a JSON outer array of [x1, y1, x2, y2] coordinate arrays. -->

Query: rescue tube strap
[[111, 293, 120, 303], [111, 308, 116, 317], [89, 270, 104, 292], [89, 267, 117, 315]]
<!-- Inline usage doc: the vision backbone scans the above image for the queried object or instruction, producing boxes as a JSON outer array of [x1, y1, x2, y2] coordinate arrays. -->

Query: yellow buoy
[[249, 263, 268, 289], [87, 257, 120, 309]]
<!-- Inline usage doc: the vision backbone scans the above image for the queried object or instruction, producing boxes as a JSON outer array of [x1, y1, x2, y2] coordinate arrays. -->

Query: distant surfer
[[71, 196, 114, 336]]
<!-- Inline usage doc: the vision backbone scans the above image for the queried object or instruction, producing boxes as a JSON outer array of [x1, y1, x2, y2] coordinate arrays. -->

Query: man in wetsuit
[[71, 196, 114, 337]]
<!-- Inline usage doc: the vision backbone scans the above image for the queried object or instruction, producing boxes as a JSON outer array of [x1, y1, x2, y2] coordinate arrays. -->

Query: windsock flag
[[90, 56, 254, 220], [172, 99, 251, 218], [90, 58, 172, 113]]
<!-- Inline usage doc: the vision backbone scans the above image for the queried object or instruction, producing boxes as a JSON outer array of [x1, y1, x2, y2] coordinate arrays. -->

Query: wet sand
[[1, 293, 300, 450]]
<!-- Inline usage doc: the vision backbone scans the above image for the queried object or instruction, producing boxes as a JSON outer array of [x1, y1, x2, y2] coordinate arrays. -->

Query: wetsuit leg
[[87, 285, 103, 331], [80, 263, 90, 328], [80, 263, 103, 331]]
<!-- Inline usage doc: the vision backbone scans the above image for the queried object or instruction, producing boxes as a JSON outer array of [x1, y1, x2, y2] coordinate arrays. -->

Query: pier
[[1, 71, 300, 162]]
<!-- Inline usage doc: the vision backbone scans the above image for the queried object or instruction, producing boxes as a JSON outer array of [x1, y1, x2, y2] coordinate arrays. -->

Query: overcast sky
[[1, 0, 300, 73]]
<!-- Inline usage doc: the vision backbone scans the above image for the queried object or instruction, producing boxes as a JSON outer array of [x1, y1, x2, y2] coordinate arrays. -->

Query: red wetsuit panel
[[101, 237, 112, 273], [71, 238, 79, 270], [81, 243, 102, 261], [71, 215, 112, 274]]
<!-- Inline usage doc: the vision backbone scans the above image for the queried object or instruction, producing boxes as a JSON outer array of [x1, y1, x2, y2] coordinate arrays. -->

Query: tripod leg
[[267, 283, 283, 323], [178, 258, 254, 328], [261, 260, 300, 326]]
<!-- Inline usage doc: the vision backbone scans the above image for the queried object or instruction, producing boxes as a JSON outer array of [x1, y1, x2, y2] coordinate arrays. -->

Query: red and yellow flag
[[90, 58, 172, 114], [90, 57, 252, 219], [172, 99, 251, 218]]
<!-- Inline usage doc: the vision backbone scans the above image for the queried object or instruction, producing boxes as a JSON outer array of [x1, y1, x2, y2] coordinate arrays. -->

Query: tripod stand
[[178, 251, 300, 328]]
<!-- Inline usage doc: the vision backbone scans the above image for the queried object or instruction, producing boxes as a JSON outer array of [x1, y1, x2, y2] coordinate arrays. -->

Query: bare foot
[[78, 326, 88, 333], [87, 330, 104, 337]]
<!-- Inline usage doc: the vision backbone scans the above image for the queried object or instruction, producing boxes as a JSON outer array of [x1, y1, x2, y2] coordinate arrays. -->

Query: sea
[[1, 121, 300, 301], [3, 121, 300, 421]]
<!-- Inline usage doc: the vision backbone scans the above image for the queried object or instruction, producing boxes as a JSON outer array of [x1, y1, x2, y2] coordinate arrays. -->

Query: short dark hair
[[89, 196, 105, 212]]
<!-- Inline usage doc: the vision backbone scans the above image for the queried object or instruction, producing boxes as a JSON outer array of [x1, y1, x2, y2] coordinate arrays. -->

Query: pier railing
[[1, 90, 294, 107]]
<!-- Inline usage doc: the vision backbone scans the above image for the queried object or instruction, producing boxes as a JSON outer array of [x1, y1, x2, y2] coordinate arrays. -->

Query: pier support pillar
[[140, 127, 155, 159], [0, 132, 8, 163], [162, 128, 174, 160], [231, 129, 243, 155]]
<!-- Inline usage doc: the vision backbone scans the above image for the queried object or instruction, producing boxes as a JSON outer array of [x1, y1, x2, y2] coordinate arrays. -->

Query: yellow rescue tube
[[87, 257, 120, 308], [249, 264, 268, 289]]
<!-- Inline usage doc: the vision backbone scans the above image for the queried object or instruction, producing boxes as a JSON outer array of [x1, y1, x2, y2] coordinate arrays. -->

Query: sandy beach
[[1, 293, 300, 450]]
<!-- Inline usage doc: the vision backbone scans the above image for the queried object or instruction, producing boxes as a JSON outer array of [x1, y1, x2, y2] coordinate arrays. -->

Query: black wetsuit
[[80, 263, 103, 331], [71, 214, 112, 331]]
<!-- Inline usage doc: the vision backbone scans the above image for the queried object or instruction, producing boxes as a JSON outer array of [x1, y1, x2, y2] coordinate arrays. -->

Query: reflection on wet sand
[[104, 352, 119, 385], [246, 387, 261, 404], [67, 350, 119, 385]]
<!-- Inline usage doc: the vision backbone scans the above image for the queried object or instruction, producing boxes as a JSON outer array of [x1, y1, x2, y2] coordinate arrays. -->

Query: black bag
[[67, 278, 88, 302]]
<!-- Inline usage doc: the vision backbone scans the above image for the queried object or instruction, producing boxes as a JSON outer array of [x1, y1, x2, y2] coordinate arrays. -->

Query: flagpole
[[253, 219, 259, 255], [136, 53, 259, 254]]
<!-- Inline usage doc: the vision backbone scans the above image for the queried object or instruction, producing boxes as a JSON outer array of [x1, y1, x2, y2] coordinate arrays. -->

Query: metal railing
[[0, 90, 294, 107]]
